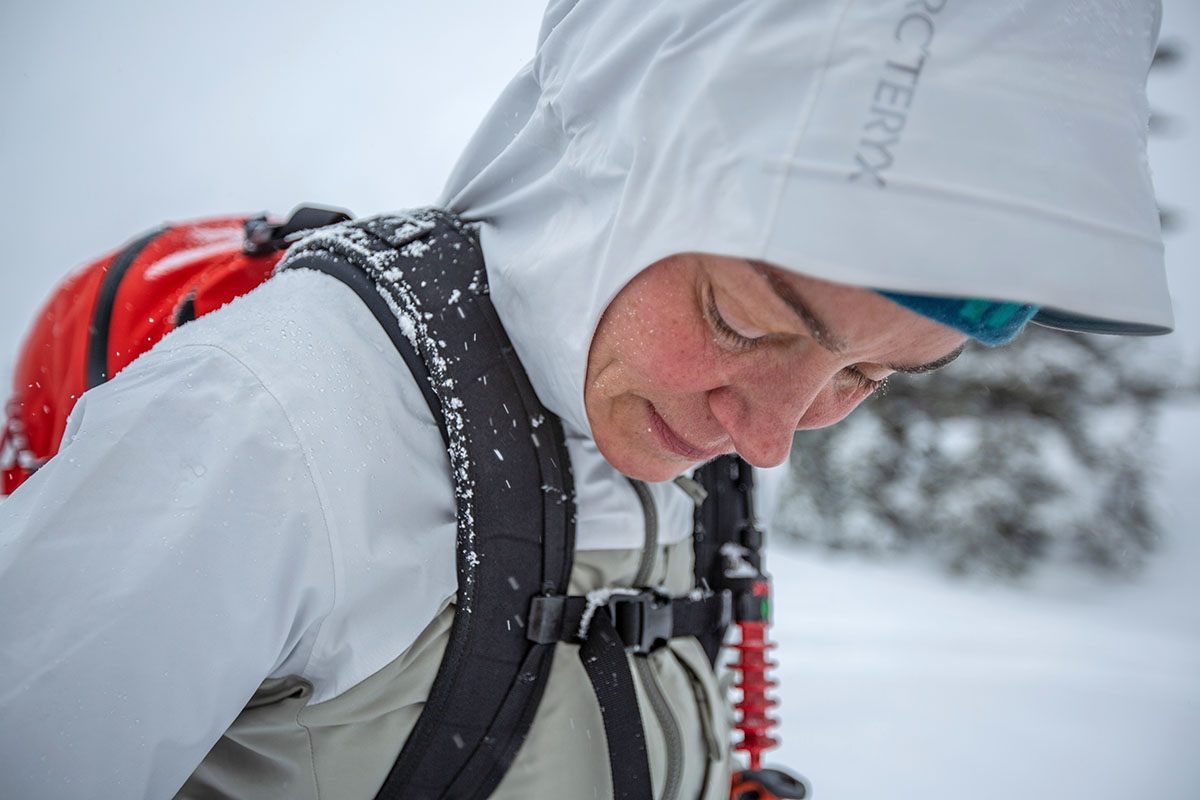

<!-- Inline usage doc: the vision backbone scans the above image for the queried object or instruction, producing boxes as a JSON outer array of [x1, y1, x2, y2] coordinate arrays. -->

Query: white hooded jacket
[[0, 1, 1170, 798], [445, 0, 1171, 438]]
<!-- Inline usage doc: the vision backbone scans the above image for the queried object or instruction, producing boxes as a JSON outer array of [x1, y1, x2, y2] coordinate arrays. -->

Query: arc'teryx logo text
[[848, 0, 947, 188]]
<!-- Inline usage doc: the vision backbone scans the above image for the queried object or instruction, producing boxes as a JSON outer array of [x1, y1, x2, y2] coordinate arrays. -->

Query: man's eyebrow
[[757, 265, 849, 354], [753, 261, 967, 374]]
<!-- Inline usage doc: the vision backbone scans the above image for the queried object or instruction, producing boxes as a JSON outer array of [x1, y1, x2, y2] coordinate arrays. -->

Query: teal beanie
[[878, 292, 1039, 346]]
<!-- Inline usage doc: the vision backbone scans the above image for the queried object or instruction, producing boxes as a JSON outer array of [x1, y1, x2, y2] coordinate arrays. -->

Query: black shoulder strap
[[278, 210, 576, 800]]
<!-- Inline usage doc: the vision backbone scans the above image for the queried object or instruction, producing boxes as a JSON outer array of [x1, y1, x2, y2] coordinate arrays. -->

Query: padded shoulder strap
[[278, 210, 576, 800]]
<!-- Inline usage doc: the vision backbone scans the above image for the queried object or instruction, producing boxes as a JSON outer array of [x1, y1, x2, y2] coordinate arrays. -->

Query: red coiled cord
[[730, 583, 778, 771]]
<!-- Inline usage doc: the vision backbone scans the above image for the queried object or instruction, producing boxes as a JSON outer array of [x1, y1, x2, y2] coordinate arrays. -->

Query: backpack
[[0, 206, 350, 495], [1, 207, 796, 799]]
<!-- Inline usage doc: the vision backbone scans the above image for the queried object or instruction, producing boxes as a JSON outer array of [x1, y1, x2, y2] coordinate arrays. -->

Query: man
[[0, 1, 1171, 798]]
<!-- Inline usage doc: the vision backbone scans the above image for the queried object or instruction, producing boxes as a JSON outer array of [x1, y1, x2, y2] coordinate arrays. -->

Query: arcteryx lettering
[[849, 0, 947, 187]]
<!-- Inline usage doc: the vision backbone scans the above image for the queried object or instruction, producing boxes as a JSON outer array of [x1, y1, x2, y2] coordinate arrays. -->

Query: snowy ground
[[768, 407, 1200, 800], [3, 3, 1198, 799]]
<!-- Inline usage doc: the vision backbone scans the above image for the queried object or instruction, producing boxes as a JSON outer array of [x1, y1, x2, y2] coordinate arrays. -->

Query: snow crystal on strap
[[577, 587, 640, 639], [278, 210, 484, 587]]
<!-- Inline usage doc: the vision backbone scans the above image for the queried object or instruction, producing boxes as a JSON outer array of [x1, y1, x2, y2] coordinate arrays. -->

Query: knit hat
[[880, 292, 1038, 346]]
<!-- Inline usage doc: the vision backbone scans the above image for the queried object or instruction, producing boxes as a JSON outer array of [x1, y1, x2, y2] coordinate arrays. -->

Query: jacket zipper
[[628, 479, 684, 800]]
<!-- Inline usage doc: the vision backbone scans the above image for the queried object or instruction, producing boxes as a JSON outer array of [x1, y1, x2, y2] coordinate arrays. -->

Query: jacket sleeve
[[0, 342, 336, 799]]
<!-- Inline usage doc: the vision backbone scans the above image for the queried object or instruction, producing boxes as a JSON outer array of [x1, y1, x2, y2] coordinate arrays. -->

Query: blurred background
[[2, 2, 1197, 798]]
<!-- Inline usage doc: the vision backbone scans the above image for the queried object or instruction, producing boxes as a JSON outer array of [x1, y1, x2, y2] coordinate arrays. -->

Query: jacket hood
[[441, 0, 1172, 438]]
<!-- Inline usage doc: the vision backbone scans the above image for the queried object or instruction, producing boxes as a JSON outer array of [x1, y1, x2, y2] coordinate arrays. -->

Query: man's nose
[[706, 367, 828, 468]]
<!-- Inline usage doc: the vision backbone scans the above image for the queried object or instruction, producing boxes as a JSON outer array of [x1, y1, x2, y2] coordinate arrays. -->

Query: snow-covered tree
[[774, 328, 1190, 577]]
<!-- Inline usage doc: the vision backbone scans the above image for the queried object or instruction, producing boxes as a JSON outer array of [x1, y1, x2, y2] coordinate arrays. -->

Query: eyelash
[[705, 289, 887, 396], [706, 294, 760, 352], [845, 366, 887, 396]]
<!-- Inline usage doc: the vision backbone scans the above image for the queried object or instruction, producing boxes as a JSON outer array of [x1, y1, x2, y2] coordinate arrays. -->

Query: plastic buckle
[[242, 215, 277, 255], [243, 206, 352, 256], [608, 591, 673, 655]]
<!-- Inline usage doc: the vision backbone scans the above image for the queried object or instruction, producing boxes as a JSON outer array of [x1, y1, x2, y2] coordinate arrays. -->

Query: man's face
[[585, 253, 968, 482]]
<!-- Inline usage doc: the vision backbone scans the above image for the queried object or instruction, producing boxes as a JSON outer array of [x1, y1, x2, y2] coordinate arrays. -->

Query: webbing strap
[[578, 612, 653, 800]]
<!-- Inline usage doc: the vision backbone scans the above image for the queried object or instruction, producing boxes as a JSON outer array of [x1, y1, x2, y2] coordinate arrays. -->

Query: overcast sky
[[0, 1, 547, 358], [2, 2, 1195, 360]]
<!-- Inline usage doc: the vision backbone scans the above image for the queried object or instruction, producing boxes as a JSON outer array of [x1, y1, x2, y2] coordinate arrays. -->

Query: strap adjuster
[[243, 205, 352, 256], [607, 591, 674, 655], [526, 589, 732, 654]]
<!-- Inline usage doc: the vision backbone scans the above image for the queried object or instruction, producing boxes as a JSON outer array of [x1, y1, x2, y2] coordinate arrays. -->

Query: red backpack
[[0, 206, 350, 495]]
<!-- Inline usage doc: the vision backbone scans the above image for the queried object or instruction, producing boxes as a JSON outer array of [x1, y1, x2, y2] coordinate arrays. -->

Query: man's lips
[[647, 403, 722, 461]]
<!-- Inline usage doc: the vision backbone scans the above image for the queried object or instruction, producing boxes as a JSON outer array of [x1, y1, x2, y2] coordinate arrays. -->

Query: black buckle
[[527, 590, 728, 652], [243, 205, 352, 256], [608, 591, 673, 655]]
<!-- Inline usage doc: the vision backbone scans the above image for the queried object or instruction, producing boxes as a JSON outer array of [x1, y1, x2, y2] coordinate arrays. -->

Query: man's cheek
[[798, 392, 868, 431], [647, 352, 709, 392]]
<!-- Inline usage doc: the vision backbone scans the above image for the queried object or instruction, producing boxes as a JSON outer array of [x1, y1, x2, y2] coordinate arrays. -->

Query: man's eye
[[842, 365, 888, 395], [706, 293, 761, 351]]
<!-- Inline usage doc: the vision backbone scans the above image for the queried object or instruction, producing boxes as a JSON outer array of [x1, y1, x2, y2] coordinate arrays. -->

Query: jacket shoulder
[[151, 268, 461, 702]]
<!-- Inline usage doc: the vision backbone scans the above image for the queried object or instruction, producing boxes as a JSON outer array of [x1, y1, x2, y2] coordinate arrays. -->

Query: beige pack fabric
[[178, 539, 732, 800]]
